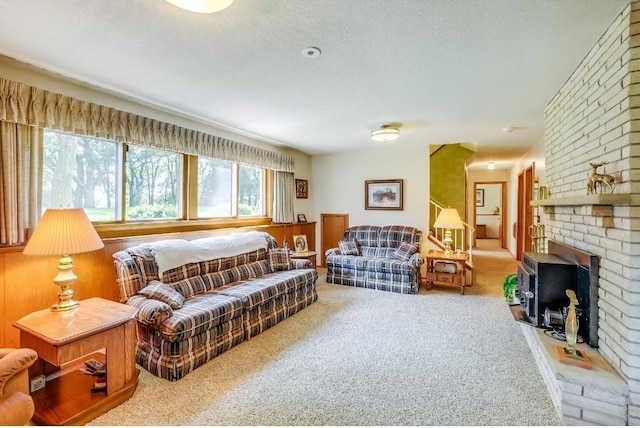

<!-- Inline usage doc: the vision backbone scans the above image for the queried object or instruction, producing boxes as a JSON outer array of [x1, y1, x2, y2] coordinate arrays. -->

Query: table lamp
[[22, 208, 104, 312], [433, 208, 464, 256]]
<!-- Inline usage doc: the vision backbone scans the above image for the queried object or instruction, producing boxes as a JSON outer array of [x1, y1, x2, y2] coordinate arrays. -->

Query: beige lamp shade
[[23, 208, 104, 256], [433, 208, 464, 230]]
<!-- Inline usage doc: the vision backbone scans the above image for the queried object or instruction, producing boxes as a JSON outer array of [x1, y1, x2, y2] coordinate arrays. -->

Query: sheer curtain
[[0, 122, 42, 245], [272, 171, 295, 224]]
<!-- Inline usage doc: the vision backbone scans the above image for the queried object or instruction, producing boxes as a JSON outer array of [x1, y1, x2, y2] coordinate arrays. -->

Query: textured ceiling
[[0, 0, 632, 169]]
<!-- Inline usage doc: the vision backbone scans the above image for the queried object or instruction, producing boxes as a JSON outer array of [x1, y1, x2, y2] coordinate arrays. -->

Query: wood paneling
[[0, 223, 315, 348]]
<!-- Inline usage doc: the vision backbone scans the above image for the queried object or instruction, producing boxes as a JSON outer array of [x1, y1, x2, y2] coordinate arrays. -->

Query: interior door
[[321, 213, 349, 267], [516, 163, 535, 260]]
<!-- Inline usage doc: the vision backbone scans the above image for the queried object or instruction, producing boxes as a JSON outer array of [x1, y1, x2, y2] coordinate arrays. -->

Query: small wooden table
[[14, 297, 139, 426], [290, 251, 317, 268], [425, 250, 469, 294]]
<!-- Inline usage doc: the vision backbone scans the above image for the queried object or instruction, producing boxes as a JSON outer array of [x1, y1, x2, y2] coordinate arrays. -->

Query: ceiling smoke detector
[[371, 125, 400, 142], [302, 47, 322, 58]]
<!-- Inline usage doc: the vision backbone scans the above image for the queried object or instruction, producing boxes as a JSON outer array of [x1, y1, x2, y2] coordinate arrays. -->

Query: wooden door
[[321, 213, 349, 267], [516, 163, 535, 261]]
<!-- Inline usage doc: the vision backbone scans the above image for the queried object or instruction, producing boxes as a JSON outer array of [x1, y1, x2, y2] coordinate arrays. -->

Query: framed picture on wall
[[296, 179, 308, 198], [365, 179, 403, 210], [476, 189, 484, 207]]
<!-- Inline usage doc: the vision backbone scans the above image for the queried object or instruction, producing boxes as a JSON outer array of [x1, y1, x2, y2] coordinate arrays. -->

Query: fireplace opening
[[510, 241, 599, 347]]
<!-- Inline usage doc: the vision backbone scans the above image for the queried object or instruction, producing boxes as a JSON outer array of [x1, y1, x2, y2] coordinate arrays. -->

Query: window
[[43, 130, 266, 225], [125, 146, 181, 220], [43, 131, 119, 221], [197, 159, 266, 218]]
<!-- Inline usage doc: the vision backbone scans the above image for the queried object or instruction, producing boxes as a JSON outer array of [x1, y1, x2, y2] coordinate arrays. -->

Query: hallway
[[469, 238, 519, 297]]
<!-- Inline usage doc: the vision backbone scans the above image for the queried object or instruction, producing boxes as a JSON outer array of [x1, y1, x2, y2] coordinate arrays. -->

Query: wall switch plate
[[30, 374, 46, 392]]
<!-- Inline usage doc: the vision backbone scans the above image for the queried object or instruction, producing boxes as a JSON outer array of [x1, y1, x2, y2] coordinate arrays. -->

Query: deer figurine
[[587, 161, 616, 195]]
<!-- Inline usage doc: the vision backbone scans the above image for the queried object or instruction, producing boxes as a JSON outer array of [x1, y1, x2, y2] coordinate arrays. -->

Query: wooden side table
[[14, 297, 139, 426], [425, 250, 469, 294], [291, 251, 317, 268]]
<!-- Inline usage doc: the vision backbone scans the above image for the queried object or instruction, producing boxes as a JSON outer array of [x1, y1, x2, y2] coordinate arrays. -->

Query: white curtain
[[272, 171, 295, 224], [0, 122, 42, 245], [0, 78, 295, 172]]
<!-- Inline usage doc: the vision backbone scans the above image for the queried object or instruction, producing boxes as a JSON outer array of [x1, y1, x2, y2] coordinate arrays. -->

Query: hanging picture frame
[[365, 179, 403, 210], [296, 179, 308, 198]]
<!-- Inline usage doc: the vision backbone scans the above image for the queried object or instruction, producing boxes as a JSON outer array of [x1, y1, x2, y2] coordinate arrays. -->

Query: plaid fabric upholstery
[[393, 242, 419, 261], [338, 240, 360, 255], [343, 225, 380, 247], [378, 225, 421, 248], [268, 248, 291, 271], [113, 231, 318, 381], [138, 280, 185, 309], [325, 225, 423, 294]]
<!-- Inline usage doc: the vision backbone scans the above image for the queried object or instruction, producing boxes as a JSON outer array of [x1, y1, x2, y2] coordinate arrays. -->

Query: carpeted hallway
[[89, 242, 559, 426]]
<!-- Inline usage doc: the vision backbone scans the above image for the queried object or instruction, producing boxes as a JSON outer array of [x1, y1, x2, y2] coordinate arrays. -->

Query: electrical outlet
[[30, 374, 46, 392]]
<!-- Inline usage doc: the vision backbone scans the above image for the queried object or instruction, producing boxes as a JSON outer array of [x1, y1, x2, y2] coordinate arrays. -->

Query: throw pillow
[[393, 242, 419, 261], [138, 280, 185, 309], [268, 248, 292, 271], [338, 240, 360, 256]]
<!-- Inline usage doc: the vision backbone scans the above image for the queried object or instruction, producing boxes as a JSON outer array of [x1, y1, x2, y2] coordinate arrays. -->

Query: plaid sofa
[[325, 225, 423, 294], [113, 232, 317, 381]]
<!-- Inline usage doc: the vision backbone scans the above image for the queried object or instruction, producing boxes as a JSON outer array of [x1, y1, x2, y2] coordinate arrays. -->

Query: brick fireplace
[[527, 1, 640, 424]]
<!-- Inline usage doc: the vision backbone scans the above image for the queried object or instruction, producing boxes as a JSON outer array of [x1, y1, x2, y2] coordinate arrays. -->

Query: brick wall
[[543, 1, 640, 423]]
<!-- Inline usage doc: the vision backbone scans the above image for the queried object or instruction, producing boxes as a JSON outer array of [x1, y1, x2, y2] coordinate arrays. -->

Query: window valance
[[0, 78, 295, 172]]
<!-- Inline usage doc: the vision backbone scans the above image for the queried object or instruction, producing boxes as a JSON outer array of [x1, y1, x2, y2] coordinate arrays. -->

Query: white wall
[[311, 145, 430, 253]]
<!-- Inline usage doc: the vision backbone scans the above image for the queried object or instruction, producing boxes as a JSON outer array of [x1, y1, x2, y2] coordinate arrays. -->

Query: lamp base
[[51, 298, 80, 312], [51, 255, 81, 312]]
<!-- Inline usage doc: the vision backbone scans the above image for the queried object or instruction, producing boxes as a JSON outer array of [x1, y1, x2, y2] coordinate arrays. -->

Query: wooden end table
[[14, 297, 139, 426], [425, 250, 469, 294], [290, 251, 317, 268]]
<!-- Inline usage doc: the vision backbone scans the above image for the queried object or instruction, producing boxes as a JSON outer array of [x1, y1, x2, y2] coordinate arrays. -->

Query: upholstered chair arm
[[325, 248, 340, 257], [291, 259, 311, 269], [0, 348, 37, 395], [409, 253, 425, 267], [0, 391, 35, 426]]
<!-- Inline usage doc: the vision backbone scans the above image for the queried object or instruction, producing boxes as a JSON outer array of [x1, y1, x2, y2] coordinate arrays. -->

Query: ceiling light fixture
[[502, 127, 514, 133], [165, 0, 233, 13], [488, 162, 495, 170], [302, 47, 322, 58], [371, 125, 400, 142]]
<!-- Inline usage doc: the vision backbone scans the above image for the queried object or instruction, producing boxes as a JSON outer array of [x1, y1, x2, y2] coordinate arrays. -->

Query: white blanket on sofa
[[143, 231, 268, 277]]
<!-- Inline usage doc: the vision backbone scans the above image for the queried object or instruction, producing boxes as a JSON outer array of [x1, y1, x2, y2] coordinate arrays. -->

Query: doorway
[[473, 181, 507, 249]]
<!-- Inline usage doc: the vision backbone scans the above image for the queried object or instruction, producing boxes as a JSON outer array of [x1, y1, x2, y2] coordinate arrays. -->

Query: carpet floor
[[89, 240, 560, 426]]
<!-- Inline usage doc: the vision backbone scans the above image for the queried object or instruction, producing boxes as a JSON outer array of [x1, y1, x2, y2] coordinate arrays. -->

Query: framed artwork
[[296, 179, 308, 198], [297, 214, 307, 223], [365, 179, 403, 210], [293, 234, 309, 252], [476, 189, 485, 207]]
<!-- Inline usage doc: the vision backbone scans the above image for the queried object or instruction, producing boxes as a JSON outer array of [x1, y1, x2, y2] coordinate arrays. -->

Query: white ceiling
[[0, 0, 632, 169]]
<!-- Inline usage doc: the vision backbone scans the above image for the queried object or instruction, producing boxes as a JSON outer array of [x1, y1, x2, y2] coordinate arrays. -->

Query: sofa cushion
[[139, 281, 186, 309], [393, 242, 419, 261], [158, 294, 244, 342], [325, 254, 369, 270], [338, 240, 360, 256], [365, 258, 416, 275], [268, 248, 291, 271], [378, 225, 421, 248], [343, 225, 380, 247]]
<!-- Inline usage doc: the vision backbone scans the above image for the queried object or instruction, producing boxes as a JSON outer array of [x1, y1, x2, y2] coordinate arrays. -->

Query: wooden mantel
[[530, 193, 632, 207], [530, 193, 635, 228]]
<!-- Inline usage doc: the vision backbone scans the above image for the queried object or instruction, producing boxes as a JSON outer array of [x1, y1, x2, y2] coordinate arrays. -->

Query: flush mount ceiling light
[[166, 0, 233, 13], [371, 125, 400, 142], [488, 162, 495, 170]]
